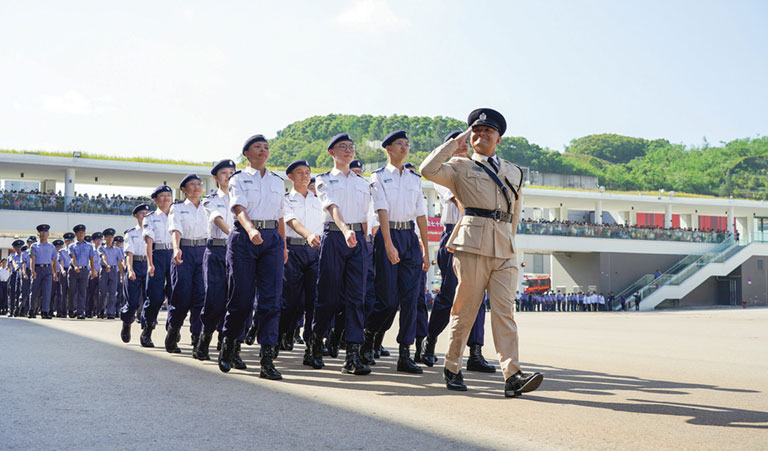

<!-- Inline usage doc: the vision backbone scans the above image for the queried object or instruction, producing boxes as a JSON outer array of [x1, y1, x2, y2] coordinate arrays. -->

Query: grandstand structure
[[1, 152, 767, 309]]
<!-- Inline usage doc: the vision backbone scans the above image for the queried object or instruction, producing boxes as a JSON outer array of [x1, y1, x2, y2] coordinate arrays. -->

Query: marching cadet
[[59, 233, 74, 317], [362, 130, 430, 373], [114, 235, 126, 312], [120, 204, 151, 343], [421, 131, 495, 373], [141, 185, 174, 347], [218, 134, 285, 380], [99, 228, 124, 320], [30, 224, 59, 319], [88, 232, 104, 318], [165, 174, 208, 354], [310, 133, 371, 375], [69, 225, 98, 319], [194, 159, 236, 362], [420, 108, 543, 397], [51, 240, 64, 317], [278, 159, 323, 366], [8, 240, 24, 317], [21, 238, 34, 316]]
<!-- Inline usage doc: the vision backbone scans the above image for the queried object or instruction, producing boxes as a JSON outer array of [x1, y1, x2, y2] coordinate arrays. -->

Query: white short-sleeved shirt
[[124, 226, 147, 257], [202, 189, 233, 240], [284, 189, 323, 239], [315, 168, 370, 225], [142, 209, 172, 244], [370, 164, 427, 222], [229, 167, 285, 221], [435, 184, 461, 226], [168, 199, 208, 240]]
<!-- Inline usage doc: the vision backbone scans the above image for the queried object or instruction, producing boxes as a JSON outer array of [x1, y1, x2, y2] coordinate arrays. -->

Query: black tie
[[488, 157, 499, 173]]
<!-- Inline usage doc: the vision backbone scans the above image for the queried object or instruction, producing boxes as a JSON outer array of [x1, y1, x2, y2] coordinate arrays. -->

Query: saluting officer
[[30, 224, 59, 319], [308, 133, 371, 375], [218, 134, 285, 380], [141, 185, 174, 347], [69, 224, 98, 319], [194, 159, 236, 361], [119, 204, 151, 343], [279, 159, 323, 365], [99, 228, 124, 320], [420, 108, 543, 397], [166, 174, 208, 354], [362, 131, 430, 374]]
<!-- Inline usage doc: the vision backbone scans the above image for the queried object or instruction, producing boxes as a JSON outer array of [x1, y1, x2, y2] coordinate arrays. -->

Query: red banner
[[427, 217, 443, 242]]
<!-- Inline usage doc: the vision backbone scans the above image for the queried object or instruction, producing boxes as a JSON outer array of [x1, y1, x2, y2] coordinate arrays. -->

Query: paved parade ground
[[2, 308, 767, 450]]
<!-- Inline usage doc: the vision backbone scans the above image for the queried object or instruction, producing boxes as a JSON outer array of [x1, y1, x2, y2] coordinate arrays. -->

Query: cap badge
[[479, 113, 487, 121]]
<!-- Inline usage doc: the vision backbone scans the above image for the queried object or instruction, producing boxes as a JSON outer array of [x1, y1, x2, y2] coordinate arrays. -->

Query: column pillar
[[728, 207, 735, 233], [665, 204, 673, 228], [627, 209, 635, 226], [691, 211, 700, 230], [557, 205, 568, 221], [594, 200, 603, 225], [64, 168, 76, 209]]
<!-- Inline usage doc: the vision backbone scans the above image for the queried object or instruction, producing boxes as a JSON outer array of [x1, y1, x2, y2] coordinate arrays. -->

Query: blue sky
[[1, 0, 766, 162]]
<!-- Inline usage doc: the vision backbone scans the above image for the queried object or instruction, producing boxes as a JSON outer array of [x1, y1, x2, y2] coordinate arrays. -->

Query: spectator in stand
[[0, 189, 150, 215]]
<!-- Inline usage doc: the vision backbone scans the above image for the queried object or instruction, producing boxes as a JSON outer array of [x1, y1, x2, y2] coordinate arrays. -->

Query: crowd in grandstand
[[519, 218, 730, 243], [0, 189, 149, 215]]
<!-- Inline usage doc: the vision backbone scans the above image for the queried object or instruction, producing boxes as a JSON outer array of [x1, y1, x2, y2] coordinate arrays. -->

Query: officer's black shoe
[[106, 315, 115, 320], [374, 332, 390, 357], [396, 344, 423, 374], [245, 324, 258, 346], [360, 329, 376, 366], [414, 337, 424, 363], [279, 331, 294, 351], [466, 344, 496, 373], [302, 346, 315, 367], [259, 345, 282, 380], [294, 328, 304, 345], [216, 332, 223, 351], [342, 344, 371, 375], [422, 335, 438, 367], [327, 328, 340, 358], [443, 368, 468, 391], [140, 324, 154, 347], [164, 327, 181, 354], [218, 337, 236, 373], [322, 342, 329, 356], [69, 311, 76, 318], [233, 342, 247, 370], [191, 334, 200, 352], [504, 371, 543, 398], [77, 314, 85, 320], [175, 329, 181, 345], [309, 332, 325, 369], [194, 333, 213, 361], [120, 322, 131, 343]]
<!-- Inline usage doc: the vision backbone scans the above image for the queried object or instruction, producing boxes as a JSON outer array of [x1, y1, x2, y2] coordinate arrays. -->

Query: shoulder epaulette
[[228, 170, 241, 180], [374, 167, 385, 173], [173, 200, 183, 204], [124, 228, 133, 235], [271, 172, 284, 181], [318, 171, 331, 177], [407, 169, 421, 177]]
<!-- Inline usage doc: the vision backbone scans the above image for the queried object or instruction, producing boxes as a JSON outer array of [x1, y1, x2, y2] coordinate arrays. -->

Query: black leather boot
[[414, 337, 424, 363], [279, 330, 294, 351], [260, 345, 282, 380], [194, 333, 213, 361], [294, 328, 304, 345], [443, 368, 467, 391], [120, 322, 131, 343], [326, 328, 339, 358], [375, 331, 390, 357], [342, 344, 371, 375], [421, 334, 437, 367], [233, 342, 247, 370], [140, 323, 155, 348], [466, 344, 496, 373], [302, 345, 315, 367], [164, 327, 181, 353], [396, 344, 423, 374], [218, 336, 236, 373], [245, 323, 258, 346], [504, 371, 543, 397], [216, 332, 223, 351], [191, 334, 200, 352], [309, 332, 325, 369], [360, 329, 376, 366]]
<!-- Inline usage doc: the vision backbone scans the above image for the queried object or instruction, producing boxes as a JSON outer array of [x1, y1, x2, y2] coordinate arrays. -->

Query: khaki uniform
[[419, 139, 523, 380]]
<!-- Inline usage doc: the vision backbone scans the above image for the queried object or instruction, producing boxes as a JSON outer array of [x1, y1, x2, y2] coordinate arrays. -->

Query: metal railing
[[0, 192, 149, 216], [518, 221, 729, 243]]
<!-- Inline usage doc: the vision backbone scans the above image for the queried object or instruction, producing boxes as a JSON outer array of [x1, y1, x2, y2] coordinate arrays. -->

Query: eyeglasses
[[336, 144, 356, 151]]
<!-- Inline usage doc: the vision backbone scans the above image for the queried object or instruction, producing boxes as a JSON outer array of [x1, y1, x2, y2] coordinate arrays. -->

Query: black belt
[[132, 255, 148, 262], [153, 242, 172, 250], [180, 238, 207, 247], [35, 264, 51, 267], [388, 221, 414, 230], [71, 265, 88, 270], [207, 238, 227, 247], [325, 222, 363, 232], [235, 219, 278, 230], [464, 207, 514, 223], [287, 237, 309, 246]]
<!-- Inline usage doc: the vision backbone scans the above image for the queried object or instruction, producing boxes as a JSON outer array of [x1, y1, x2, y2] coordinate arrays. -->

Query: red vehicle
[[523, 274, 551, 294]]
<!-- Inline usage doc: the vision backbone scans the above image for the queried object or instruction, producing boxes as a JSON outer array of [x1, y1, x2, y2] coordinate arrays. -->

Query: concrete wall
[[529, 171, 599, 190], [741, 256, 768, 306], [552, 253, 600, 293], [676, 277, 721, 308], [598, 253, 682, 294]]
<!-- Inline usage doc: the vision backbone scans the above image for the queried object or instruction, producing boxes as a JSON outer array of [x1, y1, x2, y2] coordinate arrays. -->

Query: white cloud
[[41, 90, 117, 115], [336, 0, 409, 31]]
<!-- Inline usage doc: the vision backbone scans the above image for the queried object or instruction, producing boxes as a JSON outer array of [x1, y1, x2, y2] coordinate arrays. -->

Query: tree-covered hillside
[[263, 114, 768, 200]]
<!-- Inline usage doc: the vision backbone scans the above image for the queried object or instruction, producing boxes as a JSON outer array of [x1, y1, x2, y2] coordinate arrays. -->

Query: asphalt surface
[[1, 307, 767, 450]]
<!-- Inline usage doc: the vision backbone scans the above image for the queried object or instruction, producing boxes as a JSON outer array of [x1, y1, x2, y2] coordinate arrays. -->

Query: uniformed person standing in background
[[69, 224, 98, 320], [87, 232, 104, 318], [60, 232, 75, 317], [30, 224, 59, 319], [420, 108, 543, 397], [7, 241, 24, 317], [99, 228, 124, 320], [21, 238, 34, 316], [51, 239, 65, 317], [120, 204, 151, 343], [142, 185, 174, 347]]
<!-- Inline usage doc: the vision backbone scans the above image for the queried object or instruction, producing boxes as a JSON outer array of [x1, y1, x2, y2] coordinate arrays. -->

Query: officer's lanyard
[[473, 160, 513, 213]]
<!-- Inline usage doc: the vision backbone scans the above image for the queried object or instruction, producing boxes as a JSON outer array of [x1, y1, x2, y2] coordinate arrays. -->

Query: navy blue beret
[[211, 159, 237, 176], [243, 134, 268, 154], [349, 160, 363, 170], [286, 159, 310, 175], [12, 239, 24, 247], [467, 108, 506, 136], [328, 133, 353, 150], [84, 236, 92, 243], [103, 228, 116, 236], [151, 185, 172, 199], [133, 203, 151, 215], [179, 174, 201, 189], [382, 130, 408, 148], [27, 236, 37, 243], [36, 224, 50, 233], [444, 130, 463, 143], [63, 232, 75, 240], [309, 177, 315, 184], [73, 224, 86, 233], [114, 236, 124, 243], [91, 232, 103, 240], [21, 245, 28, 251], [53, 239, 64, 246]]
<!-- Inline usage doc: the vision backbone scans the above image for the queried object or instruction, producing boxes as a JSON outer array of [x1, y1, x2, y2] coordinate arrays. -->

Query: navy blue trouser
[[100, 267, 119, 316], [143, 249, 172, 326], [168, 245, 205, 335], [87, 275, 100, 315], [31, 266, 53, 314], [21, 270, 31, 314], [0, 281, 7, 311], [427, 225, 485, 346], [416, 270, 429, 338], [120, 260, 147, 325], [57, 268, 69, 314], [363, 239, 376, 315], [222, 225, 284, 345], [366, 227, 421, 345], [200, 244, 227, 335], [8, 273, 18, 313], [69, 267, 89, 315], [312, 227, 367, 344], [279, 243, 319, 340]]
